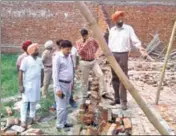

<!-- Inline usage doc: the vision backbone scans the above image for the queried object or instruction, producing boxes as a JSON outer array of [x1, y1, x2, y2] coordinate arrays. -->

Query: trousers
[[20, 101, 37, 122], [80, 60, 106, 98], [111, 52, 128, 104], [55, 82, 71, 128]]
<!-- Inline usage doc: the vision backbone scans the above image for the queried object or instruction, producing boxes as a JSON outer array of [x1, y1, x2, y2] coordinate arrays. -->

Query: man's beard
[[33, 52, 39, 56], [117, 20, 124, 28]]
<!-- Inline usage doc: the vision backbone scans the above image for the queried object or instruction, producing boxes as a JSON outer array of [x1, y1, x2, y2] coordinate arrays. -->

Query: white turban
[[44, 40, 53, 49]]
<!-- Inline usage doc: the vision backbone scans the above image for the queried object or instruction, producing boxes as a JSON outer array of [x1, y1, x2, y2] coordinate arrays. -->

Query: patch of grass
[[1, 54, 19, 98], [1, 101, 20, 120], [37, 92, 55, 117], [1, 101, 14, 115]]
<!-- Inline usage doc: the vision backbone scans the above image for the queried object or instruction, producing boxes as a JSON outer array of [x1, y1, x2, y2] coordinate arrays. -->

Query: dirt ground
[[1, 58, 176, 135]]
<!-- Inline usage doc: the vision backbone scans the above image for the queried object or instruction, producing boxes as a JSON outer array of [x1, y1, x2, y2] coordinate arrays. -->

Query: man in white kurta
[[52, 40, 74, 131], [19, 43, 44, 127]]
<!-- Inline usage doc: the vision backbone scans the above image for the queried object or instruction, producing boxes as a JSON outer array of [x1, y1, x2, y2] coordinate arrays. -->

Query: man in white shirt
[[108, 10, 148, 110], [19, 43, 44, 128]]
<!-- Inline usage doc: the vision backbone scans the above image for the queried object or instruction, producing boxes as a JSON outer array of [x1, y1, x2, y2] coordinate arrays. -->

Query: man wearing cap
[[19, 43, 44, 127], [42, 40, 54, 98], [109, 11, 149, 110]]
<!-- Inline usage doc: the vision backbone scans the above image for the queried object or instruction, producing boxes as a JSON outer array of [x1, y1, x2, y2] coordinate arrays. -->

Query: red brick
[[6, 118, 15, 127], [116, 124, 122, 133], [123, 118, 132, 131], [100, 107, 112, 122], [97, 120, 107, 133], [26, 128, 43, 135], [88, 105, 94, 114], [107, 123, 117, 135], [86, 126, 98, 135], [5, 130, 17, 135], [100, 123, 111, 135], [6, 107, 13, 116], [14, 118, 19, 125], [115, 117, 122, 126]]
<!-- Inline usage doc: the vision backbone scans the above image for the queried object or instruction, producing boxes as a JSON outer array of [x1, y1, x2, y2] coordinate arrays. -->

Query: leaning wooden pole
[[75, 2, 170, 135], [155, 21, 176, 105]]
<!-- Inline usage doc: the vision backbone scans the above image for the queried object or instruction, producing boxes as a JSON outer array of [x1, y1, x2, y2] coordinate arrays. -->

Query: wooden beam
[[155, 21, 176, 104], [74, 2, 171, 135]]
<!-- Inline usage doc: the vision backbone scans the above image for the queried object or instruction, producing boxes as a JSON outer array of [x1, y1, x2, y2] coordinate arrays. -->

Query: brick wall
[[98, 4, 176, 47], [1, 1, 176, 53], [1, 1, 98, 53]]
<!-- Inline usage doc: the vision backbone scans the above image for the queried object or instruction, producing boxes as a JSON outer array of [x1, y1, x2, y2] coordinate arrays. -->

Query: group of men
[[16, 10, 148, 131]]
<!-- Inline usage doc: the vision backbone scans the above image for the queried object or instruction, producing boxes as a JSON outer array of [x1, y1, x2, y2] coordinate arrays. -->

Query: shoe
[[28, 118, 33, 125], [102, 93, 113, 100], [32, 118, 38, 124], [121, 103, 127, 110], [56, 127, 63, 132], [110, 100, 120, 105], [70, 101, 77, 108], [64, 123, 73, 128], [63, 128, 70, 132], [21, 122, 27, 128]]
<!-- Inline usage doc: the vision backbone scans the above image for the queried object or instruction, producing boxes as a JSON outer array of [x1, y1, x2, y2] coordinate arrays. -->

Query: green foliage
[[1, 54, 19, 97]]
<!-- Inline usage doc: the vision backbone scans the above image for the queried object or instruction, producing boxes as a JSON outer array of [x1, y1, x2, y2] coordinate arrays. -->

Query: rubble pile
[[129, 61, 176, 72], [75, 55, 132, 135], [77, 100, 132, 135], [129, 61, 176, 87], [1, 117, 43, 135]]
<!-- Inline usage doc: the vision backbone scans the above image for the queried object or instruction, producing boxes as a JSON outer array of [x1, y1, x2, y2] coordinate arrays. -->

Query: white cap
[[44, 40, 53, 49]]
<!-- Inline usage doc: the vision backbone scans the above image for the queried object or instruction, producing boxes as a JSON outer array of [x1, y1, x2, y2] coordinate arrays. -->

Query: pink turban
[[27, 43, 39, 55], [111, 11, 125, 22]]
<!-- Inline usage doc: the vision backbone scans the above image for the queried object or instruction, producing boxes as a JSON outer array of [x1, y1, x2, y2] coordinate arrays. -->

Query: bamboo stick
[[74, 2, 171, 135], [155, 21, 176, 104]]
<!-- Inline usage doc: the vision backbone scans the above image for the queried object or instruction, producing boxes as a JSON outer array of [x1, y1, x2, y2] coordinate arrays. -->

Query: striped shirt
[[75, 37, 99, 60]]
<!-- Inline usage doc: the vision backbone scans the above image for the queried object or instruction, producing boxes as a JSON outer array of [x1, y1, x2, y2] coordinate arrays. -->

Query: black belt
[[44, 66, 52, 68], [59, 80, 71, 84], [112, 52, 129, 54], [81, 59, 94, 62]]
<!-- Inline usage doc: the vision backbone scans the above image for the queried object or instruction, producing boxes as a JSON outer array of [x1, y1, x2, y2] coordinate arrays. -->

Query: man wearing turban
[[109, 11, 149, 110], [41, 40, 54, 98], [16, 40, 32, 71], [19, 43, 44, 128]]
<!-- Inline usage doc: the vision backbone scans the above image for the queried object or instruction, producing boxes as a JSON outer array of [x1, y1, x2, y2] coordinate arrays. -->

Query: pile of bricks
[[1, 117, 43, 135], [1, 103, 43, 135], [77, 91, 133, 135], [75, 55, 132, 135]]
